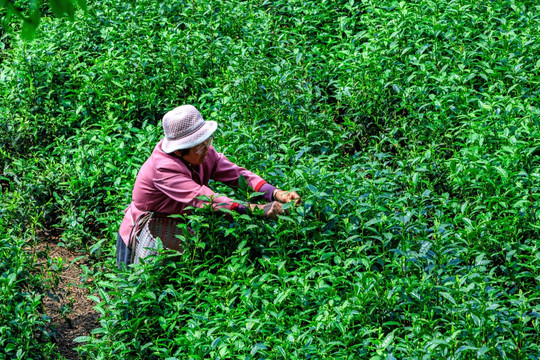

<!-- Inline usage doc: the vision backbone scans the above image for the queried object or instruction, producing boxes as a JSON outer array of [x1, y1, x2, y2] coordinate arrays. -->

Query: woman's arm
[[154, 166, 238, 211], [210, 149, 276, 202], [209, 148, 302, 214]]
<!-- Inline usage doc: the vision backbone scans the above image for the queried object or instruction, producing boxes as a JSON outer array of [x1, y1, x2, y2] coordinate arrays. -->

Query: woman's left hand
[[274, 190, 302, 206]]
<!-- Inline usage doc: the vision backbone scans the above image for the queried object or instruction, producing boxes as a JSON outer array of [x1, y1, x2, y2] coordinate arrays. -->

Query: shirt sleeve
[[210, 151, 276, 202], [154, 166, 237, 211]]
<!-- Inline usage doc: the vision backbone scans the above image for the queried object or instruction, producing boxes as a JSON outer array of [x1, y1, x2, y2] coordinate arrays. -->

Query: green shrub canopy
[[1, 0, 539, 358]]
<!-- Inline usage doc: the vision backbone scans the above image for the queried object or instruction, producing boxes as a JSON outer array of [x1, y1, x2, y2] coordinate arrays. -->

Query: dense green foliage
[[0, 220, 59, 359], [1, 0, 540, 358], [1, 0, 86, 39]]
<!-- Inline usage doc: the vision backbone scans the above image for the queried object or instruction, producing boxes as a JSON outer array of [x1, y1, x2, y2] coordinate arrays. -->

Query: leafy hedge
[[0, 220, 59, 359], [1, 0, 540, 358]]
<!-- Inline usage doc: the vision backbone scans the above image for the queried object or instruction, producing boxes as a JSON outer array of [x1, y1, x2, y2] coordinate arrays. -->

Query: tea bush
[[0, 215, 60, 359], [1, 0, 539, 358]]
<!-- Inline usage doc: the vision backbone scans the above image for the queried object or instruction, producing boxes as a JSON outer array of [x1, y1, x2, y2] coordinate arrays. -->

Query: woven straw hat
[[161, 105, 217, 153]]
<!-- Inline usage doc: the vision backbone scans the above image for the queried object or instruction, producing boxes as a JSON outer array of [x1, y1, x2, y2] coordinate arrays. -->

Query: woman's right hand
[[262, 201, 284, 219]]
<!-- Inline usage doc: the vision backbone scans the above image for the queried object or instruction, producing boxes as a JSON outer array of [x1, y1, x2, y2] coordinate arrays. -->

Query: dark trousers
[[116, 233, 132, 269]]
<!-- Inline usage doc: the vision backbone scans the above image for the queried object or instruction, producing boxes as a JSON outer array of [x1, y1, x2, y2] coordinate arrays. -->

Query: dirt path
[[35, 238, 100, 360]]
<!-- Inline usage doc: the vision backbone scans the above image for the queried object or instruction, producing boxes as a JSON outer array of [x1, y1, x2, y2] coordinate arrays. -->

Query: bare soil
[[34, 237, 100, 360]]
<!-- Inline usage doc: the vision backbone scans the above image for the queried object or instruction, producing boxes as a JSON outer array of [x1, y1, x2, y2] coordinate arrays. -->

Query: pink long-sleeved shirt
[[118, 139, 276, 245]]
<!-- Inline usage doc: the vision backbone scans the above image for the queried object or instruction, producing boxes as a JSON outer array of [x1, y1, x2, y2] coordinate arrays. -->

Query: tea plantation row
[[1, 0, 539, 358]]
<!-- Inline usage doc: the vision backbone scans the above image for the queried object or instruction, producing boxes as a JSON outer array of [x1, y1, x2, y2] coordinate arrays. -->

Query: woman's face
[[176, 137, 213, 165]]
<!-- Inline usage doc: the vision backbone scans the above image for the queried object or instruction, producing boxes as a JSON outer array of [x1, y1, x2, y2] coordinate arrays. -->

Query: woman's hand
[[274, 190, 302, 206], [249, 202, 283, 219], [262, 201, 284, 219]]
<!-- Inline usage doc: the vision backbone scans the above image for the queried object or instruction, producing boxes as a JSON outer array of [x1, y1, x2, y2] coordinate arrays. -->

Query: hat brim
[[161, 121, 217, 153]]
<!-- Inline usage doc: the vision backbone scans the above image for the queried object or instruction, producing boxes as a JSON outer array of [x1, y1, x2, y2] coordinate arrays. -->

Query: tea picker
[[117, 105, 302, 268]]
